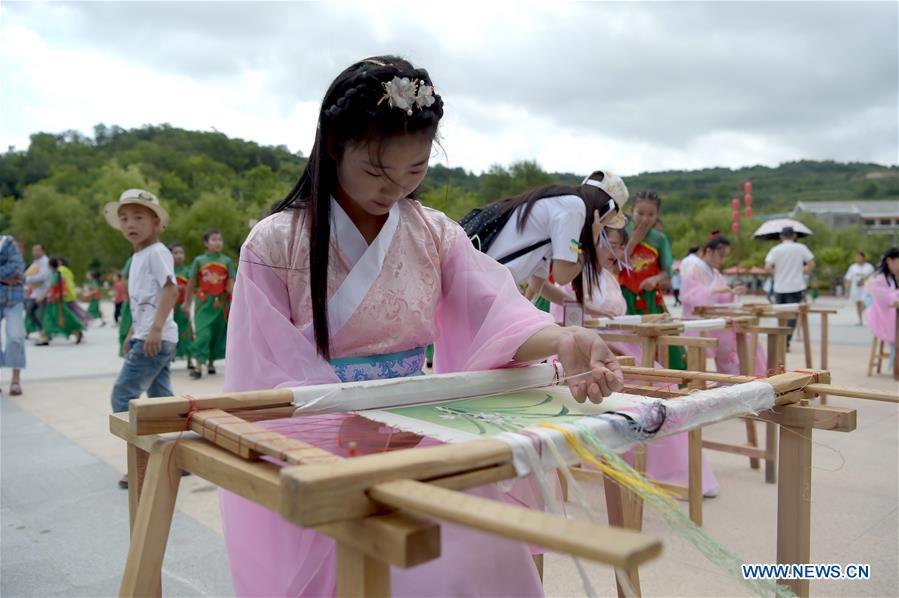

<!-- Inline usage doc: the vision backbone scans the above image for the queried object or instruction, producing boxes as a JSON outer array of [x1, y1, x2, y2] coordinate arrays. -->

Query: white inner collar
[[330, 197, 370, 266]]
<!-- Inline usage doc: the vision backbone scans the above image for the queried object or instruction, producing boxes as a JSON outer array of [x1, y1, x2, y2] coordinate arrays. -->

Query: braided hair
[[272, 56, 444, 359]]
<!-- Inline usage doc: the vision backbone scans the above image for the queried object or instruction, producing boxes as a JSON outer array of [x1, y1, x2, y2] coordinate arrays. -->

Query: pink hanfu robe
[[864, 274, 899, 346], [680, 261, 768, 378], [220, 198, 554, 597]]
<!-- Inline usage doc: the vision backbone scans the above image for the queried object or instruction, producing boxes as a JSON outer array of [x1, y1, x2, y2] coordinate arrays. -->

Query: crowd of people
[[1, 53, 897, 598], [0, 218, 235, 400]]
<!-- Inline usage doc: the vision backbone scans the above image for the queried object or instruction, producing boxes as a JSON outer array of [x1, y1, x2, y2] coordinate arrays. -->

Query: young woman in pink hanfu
[[219, 56, 624, 598], [864, 247, 899, 364], [681, 235, 768, 378]]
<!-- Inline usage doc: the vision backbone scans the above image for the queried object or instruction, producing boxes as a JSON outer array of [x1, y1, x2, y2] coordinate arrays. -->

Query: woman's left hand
[[558, 327, 624, 403], [591, 209, 604, 243]]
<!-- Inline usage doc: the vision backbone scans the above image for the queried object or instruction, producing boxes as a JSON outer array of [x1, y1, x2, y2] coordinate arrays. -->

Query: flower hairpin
[[379, 76, 436, 115]]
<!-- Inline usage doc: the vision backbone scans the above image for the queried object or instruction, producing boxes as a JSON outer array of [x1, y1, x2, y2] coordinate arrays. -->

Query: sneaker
[[118, 475, 128, 489]]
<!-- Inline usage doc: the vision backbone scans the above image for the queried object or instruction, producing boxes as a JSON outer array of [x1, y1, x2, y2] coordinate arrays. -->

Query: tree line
[[2, 124, 896, 289]]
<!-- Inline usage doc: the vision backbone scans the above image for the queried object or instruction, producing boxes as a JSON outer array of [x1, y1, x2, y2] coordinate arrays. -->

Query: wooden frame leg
[[532, 554, 544, 582], [120, 441, 181, 598], [744, 420, 761, 469], [336, 541, 391, 597], [867, 336, 878, 377], [641, 339, 656, 369], [684, 346, 705, 526], [603, 447, 647, 598], [816, 312, 829, 404], [659, 338, 670, 368], [765, 334, 780, 484], [626, 447, 647, 532], [777, 316, 790, 362], [765, 422, 778, 484], [777, 424, 812, 597], [800, 310, 813, 369], [688, 429, 702, 526], [127, 444, 150, 534], [748, 331, 759, 376], [735, 332, 749, 376]]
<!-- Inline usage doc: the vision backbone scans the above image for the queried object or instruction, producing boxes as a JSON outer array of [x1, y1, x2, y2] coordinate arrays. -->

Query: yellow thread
[[539, 423, 678, 509]]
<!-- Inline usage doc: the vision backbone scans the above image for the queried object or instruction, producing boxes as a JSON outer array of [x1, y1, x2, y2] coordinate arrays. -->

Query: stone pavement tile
[[5, 293, 896, 597], [1, 399, 232, 597]]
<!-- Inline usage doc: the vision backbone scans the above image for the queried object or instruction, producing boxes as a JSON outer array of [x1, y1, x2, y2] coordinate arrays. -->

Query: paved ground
[[1, 297, 896, 597]]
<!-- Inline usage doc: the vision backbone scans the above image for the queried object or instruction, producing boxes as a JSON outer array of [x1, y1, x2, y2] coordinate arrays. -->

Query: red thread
[[792, 369, 821, 384], [183, 394, 199, 431], [165, 394, 199, 483]]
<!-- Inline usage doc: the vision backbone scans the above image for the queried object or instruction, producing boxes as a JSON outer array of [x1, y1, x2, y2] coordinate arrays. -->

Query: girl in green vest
[[186, 229, 234, 378]]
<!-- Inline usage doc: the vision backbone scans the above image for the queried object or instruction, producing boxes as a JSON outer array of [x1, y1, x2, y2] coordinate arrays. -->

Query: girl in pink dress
[[548, 226, 629, 322], [680, 236, 768, 378], [219, 55, 624, 597], [864, 247, 899, 356]]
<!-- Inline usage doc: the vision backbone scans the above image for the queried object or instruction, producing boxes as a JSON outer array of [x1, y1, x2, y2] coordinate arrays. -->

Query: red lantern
[[732, 222, 740, 233], [744, 193, 752, 206], [731, 198, 740, 210], [744, 181, 752, 193], [732, 210, 740, 221], [744, 206, 753, 218]]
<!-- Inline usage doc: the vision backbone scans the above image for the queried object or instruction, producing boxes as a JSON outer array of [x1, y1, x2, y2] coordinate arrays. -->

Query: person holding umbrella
[[764, 226, 815, 350]]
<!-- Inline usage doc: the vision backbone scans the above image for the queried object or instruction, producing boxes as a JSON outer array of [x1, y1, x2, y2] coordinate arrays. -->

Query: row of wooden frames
[[111, 352, 897, 598], [585, 307, 830, 505]]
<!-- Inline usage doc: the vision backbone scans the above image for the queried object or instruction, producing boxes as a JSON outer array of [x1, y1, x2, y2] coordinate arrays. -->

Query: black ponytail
[[877, 247, 899, 289]]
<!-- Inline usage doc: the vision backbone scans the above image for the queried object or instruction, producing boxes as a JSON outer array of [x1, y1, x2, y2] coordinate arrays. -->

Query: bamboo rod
[[805, 384, 899, 404], [621, 366, 756, 385]]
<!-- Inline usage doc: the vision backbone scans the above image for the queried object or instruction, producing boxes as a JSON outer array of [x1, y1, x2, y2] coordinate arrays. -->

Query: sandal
[[118, 475, 128, 489], [74, 331, 83, 344], [207, 365, 216, 375], [189, 367, 202, 380], [9, 382, 21, 396]]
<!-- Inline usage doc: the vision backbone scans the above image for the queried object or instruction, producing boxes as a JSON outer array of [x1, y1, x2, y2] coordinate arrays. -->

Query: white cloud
[[1, 1, 896, 176]]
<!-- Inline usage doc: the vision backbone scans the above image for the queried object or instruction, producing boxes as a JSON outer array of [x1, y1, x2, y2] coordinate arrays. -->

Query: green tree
[[11, 183, 93, 274], [419, 185, 483, 221], [163, 191, 249, 260]]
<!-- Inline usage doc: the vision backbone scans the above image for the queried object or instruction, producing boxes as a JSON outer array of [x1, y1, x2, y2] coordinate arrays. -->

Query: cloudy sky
[[1, 1, 896, 176]]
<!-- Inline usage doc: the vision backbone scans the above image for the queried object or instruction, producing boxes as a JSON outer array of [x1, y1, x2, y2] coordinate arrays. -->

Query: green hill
[[2, 124, 895, 287]]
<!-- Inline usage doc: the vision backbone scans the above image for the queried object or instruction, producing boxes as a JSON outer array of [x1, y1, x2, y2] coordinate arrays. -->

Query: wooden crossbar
[[369, 479, 662, 569]]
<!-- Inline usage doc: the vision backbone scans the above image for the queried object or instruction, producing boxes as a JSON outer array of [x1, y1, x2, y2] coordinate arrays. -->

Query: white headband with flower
[[379, 76, 436, 115]]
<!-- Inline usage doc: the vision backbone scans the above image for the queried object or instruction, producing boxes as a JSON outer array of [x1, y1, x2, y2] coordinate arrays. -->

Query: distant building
[[791, 200, 899, 239]]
